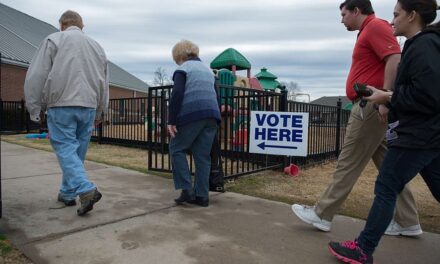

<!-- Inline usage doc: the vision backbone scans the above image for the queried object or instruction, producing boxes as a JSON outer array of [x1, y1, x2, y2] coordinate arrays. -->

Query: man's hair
[[59, 10, 84, 29], [398, 0, 439, 29], [172, 40, 199, 63], [339, 0, 375, 15]]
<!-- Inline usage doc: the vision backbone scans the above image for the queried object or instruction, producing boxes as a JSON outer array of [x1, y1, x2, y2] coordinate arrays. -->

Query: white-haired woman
[[168, 40, 221, 207]]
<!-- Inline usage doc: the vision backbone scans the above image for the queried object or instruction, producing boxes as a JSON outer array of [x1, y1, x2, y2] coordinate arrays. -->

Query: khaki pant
[[314, 101, 419, 227]]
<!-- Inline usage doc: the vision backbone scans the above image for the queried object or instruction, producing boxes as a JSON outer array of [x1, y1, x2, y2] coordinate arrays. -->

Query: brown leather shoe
[[77, 188, 102, 216]]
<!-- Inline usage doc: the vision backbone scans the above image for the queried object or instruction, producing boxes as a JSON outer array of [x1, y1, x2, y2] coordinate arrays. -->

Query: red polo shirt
[[346, 15, 401, 100]]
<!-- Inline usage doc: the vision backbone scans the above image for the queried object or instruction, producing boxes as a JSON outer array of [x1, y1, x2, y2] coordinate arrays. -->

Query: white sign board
[[249, 111, 309, 156]]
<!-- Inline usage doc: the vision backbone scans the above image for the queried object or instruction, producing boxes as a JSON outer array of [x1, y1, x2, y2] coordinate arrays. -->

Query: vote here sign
[[249, 111, 309, 156]]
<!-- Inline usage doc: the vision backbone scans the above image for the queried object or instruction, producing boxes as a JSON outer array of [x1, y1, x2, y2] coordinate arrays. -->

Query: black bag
[[209, 132, 225, 192]]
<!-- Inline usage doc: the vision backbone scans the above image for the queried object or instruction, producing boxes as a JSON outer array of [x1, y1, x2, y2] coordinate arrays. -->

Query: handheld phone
[[353, 83, 373, 97]]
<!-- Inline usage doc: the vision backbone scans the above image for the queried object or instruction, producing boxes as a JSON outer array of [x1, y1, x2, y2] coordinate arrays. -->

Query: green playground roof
[[255, 68, 277, 79], [255, 68, 280, 90], [210, 48, 251, 70], [258, 79, 281, 91]]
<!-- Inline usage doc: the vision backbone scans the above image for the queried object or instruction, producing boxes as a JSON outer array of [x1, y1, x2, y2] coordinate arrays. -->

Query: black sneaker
[[57, 193, 76, 206], [188, 196, 209, 207], [174, 189, 193, 205], [328, 240, 374, 264], [77, 188, 102, 216]]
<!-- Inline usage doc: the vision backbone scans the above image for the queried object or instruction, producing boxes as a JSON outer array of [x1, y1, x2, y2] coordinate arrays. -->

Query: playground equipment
[[231, 128, 248, 151], [255, 67, 283, 91], [288, 91, 311, 103], [25, 132, 48, 139], [211, 48, 263, 90], [210, 48, 286, 151]]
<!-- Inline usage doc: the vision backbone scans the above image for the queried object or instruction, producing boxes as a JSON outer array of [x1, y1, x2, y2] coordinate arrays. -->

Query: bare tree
[[279, 81, 300, 93], [152, 67, 172, 86]]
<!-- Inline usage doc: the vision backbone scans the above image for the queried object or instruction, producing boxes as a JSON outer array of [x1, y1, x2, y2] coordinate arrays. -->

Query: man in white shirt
[[24, 10, 109, 216]]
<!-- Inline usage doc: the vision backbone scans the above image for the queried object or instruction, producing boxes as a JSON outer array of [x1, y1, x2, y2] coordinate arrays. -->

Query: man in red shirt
[[291, 0, 421, 237]]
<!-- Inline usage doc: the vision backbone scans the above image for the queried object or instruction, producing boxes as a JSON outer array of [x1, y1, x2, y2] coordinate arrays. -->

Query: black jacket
[[388, 30, 440, 149]]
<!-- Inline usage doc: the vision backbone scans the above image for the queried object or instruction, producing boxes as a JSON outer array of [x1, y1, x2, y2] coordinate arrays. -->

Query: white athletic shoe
[[385, 220, 423, 236], [291, 204, 332, 232]]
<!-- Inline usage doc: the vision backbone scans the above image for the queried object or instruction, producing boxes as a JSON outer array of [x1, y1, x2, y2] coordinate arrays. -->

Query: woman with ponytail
[[328, 1, 440, 263]]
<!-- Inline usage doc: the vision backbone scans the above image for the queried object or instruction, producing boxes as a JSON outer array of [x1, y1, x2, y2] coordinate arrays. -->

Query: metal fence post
[[335, 99, 342, 156], [0, 98, 3, 131], [98, 113, 103, 144], [160, 90, 167, 155], [279, 89, 288, 112], [147, 88, 153, 170], [23, 100, 30, 133], [0, 136, 2, 217], [20, 99, 26, 132], [279, 89, 289, 169], [0, 100, 2, 217]]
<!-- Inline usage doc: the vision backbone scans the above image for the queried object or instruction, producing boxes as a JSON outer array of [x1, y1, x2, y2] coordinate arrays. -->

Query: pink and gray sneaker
[[328, 240, 374, 264]]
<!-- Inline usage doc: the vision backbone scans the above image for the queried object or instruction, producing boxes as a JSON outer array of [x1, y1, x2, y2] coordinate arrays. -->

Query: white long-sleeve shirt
[[24, 26, 109, 119]]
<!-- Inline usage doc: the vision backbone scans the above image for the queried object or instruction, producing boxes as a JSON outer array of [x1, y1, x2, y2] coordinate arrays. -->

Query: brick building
[[0, 3, 149, 101]]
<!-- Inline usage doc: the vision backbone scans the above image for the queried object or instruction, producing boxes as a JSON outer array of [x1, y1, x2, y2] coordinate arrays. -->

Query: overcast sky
[[4, 0, 404, 101]]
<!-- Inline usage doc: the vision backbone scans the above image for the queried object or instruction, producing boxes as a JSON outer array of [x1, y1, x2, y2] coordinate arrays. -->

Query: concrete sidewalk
[[0, 141, 439, 264]]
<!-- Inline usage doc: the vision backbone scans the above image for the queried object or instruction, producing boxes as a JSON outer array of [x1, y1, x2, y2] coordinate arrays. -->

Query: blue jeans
[[47, 107, 97, 200], [169, 119, 217, 198], [358, 147, 440, 255]]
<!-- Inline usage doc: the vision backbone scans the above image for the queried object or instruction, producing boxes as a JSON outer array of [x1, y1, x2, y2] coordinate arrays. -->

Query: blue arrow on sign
[[257, 142, 298, 150]]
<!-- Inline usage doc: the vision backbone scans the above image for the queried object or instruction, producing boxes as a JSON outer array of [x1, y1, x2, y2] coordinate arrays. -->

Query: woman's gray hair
[[59, 10, 84, 29], [172, 40, 199, 63]]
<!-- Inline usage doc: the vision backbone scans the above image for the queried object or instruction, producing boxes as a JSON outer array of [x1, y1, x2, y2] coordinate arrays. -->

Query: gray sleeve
[[24, 38, 56, 117], [96, 61, 110, 119]]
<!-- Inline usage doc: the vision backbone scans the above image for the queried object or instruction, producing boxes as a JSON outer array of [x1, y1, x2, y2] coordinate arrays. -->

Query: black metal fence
[[0, 99, 39, 133], [286, 100, 350, 166], [91, 97, 149, 147], [146, 85, 350, 178]]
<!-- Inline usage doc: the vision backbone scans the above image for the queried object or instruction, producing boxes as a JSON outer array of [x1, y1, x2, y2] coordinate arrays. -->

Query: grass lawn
[[0, 234, 32, 264]]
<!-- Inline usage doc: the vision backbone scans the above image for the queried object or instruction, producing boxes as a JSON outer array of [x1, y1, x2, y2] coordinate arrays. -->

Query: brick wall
[[1, 64, 27, 101], [135, 91, 148, 97], [109, 87, 148, 99], [109, 86, 135, 99]]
